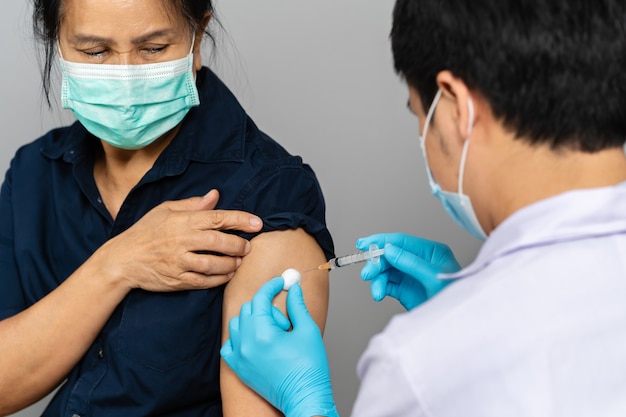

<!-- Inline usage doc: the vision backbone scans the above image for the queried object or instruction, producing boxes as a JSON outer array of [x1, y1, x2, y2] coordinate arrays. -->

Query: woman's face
[[58, 0, 194, 65]]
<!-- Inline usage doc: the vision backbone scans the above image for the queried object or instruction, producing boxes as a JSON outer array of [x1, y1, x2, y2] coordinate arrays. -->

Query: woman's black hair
[[391, 0, 626, 152], [32, 0, 216, 106]]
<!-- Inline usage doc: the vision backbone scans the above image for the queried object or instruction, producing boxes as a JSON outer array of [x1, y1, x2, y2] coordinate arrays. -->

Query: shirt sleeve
[[237, 157, 335, 260], [352, 332, 429, 417], [0, 163, 27, 320]]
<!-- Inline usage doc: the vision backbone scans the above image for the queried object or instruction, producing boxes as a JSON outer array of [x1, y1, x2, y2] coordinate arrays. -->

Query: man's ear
[[435, 71, 474, 141], [193, 12, 212, 72]]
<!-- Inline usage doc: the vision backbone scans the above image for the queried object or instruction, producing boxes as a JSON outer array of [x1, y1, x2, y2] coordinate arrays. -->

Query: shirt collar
[[40, 67, 247, 174], [441, 181, 626, 280]]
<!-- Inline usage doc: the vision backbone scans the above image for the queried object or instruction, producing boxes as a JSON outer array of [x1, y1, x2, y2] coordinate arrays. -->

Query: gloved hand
[[357, 233, 461, 310], [221, 277, 339, 417]]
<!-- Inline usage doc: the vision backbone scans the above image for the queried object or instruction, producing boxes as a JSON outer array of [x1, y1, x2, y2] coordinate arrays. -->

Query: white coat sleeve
[[350, 332, 429, 417]]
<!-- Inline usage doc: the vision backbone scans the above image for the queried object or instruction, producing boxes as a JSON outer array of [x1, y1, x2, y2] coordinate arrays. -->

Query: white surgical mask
[[419, 89, 487, 240], [59, 40, 200, 150]]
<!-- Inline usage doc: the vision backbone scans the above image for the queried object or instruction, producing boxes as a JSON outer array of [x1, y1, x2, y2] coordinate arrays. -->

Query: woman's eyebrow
[[70, 29, 177, 46], [71, 34, 113, 46], [131, 29, 177, 44]]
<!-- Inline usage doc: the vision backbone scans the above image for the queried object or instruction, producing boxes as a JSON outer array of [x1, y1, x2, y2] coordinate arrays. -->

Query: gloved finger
[[383, 245, 444, 297], [356, 234, 390, 251], [384, 280, 405, 304], [431, 245, 462, 272], [370, 274, 390, 302], [356, 233, 405, 251], [227, 316, 241, 351], [251, 277, 285, 315], [272, 305, 292, 331], [395, 235, 461, 267], [360, 233, 451, 262], [220, 338, 234, 360], [362, 259, 394, 302], [402, 235, 454, 262], [386, 277, 427, 309], [239, 301, 252, 317], [286, 284, 316, 330], [360, 256, 393, 281]]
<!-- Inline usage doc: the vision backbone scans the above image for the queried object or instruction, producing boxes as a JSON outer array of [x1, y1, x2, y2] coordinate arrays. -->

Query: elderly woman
[[0, 0, 333, 416]]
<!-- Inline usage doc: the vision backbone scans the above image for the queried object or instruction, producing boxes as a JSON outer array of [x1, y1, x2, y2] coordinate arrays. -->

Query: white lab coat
[[352, 183, 626, 417]]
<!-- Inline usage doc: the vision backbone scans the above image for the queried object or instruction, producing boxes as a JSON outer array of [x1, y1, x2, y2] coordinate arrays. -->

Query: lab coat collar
[[440, 181, 626, 280]]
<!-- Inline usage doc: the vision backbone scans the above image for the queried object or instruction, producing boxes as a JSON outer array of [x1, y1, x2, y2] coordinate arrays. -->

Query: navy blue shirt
[[0, 67, 334, 417]]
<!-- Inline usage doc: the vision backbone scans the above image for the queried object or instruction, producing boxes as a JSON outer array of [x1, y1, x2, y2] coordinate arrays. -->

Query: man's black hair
[[391, 0, 626, 152]]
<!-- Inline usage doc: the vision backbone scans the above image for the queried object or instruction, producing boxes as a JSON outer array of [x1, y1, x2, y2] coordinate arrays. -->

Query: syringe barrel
[[335, 252, 365, 267], [328, 247, 384, 269], [328, 257, 341, 269], [327, 256, 353, 269]]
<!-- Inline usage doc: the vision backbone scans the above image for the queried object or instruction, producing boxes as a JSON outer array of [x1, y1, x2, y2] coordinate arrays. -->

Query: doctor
[[220, 0, 626, 416]]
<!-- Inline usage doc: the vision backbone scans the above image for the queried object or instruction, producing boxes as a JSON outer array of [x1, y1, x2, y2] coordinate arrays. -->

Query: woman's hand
[[96, 190, 263, 292], [0, 189, 262, 414]]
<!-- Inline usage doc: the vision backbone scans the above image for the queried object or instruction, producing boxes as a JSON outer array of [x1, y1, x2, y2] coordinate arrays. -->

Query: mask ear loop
[[420, 89, 443, 190], [189, 30, 200, 80], [466, 97, 474, 138], [57, 39, 70, 65], [189, 32, 197, 55], [457, 97, 474, 197]]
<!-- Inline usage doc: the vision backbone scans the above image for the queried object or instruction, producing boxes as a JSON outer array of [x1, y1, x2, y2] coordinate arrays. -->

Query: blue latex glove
[[357, 233, 462, 310], [220, 277, 339, 417]]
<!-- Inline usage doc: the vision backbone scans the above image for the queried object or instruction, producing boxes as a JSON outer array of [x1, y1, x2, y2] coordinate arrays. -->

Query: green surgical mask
[[60, 46, 200, 150]]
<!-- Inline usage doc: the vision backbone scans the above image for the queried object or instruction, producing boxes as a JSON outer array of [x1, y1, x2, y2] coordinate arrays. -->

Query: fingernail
[[227, 272, 235, 280], [236, 257, 243, 267], [244, 241, 251, 254], [249, 217, 262, 227]]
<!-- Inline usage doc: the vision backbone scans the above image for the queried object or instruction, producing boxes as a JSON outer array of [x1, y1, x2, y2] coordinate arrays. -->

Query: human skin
[[0, 192, 262, 415], [61, 1, 330, 416], [0, 0, 277, 414], [221, 228, 329, 417], [408, 71, 626, 235]]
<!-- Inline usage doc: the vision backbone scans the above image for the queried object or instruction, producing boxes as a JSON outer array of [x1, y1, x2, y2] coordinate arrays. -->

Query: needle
[[302, 246, 384, 274]]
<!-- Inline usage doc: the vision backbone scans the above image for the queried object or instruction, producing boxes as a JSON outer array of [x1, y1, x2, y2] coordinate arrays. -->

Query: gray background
[[3, 1, 481, 416]]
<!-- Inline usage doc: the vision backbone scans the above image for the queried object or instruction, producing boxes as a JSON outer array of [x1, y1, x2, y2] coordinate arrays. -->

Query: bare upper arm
[[220, 228, 330, 417]]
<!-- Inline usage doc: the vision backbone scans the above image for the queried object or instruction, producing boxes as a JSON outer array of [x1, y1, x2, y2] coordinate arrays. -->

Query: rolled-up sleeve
[[237, 157, 335, 261]]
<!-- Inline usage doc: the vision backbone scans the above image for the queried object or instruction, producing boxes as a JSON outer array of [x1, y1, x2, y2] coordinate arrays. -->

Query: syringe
[[307, 245, 385, 272]]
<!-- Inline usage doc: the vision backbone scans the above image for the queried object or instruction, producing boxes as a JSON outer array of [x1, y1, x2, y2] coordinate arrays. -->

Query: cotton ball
[[281, 268, 302, 291]]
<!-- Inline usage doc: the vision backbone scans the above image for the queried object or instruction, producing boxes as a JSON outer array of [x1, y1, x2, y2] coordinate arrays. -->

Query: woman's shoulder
[[190, 70, 302, 164], [244, 118, 293, 159]]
